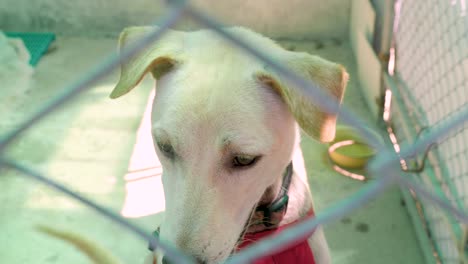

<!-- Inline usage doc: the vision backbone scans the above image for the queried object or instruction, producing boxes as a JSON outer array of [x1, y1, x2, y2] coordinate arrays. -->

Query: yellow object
[[328, 126, 380, 170]]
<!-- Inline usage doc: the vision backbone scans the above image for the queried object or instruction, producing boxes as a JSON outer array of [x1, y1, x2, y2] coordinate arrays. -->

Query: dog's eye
[[157, 142, 175, 158], [233, 155, 259, 167]]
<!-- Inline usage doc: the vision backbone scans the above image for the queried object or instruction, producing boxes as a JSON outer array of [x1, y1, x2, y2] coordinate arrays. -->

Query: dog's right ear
[[256, 53, 348, 143], [110, 26, 183, 99]]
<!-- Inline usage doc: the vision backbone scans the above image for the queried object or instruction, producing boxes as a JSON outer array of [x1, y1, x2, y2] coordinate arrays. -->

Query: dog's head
[[111, 26, 347, 263]]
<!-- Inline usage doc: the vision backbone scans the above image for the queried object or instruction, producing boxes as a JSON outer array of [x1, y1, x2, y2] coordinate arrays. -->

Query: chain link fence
[[384, 0, 467, 263], [0, 0, 467, 263]]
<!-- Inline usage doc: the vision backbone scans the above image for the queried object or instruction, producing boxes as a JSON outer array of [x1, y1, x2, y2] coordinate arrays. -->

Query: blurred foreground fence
[[0, 0, 467, 263]]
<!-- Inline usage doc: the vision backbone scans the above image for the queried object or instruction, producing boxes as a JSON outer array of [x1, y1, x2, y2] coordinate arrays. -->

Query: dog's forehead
[[153, 45, 270, 125], [153, 69, 268, 131], [150, 29, 291, 146], [150, 72, 283, 154]]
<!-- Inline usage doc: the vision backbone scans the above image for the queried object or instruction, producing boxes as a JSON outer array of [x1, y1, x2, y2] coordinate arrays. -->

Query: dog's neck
[[244, 163, 293, 233], [244, 145, 314, 234]]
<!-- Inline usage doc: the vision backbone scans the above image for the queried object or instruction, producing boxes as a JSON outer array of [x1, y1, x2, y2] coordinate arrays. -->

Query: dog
[[39, 26, 348, 264]]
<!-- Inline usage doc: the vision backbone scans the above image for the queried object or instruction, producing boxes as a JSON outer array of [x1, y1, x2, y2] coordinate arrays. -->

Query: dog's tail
[[36, 225, 122, 264]]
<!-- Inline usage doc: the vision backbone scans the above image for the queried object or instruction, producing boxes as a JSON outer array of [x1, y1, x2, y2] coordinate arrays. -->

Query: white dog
[[40, 26, 348, 264]]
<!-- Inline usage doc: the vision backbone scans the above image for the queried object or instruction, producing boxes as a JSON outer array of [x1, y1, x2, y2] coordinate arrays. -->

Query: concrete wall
[[0, 0, 351, 40], [370, 0, 394, 53]]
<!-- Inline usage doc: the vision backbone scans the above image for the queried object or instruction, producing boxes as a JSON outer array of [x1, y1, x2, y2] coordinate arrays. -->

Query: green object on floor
[[5, 32, 56, 66]]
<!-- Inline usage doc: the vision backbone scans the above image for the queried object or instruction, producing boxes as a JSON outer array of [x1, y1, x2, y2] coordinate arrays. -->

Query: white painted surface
[[0, 0, 351, 39], [349, 0, 381, 119]]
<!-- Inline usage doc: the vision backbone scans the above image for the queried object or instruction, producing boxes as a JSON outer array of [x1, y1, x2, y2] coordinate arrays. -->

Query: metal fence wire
[[0, 0, 467, 263], [385, 0, 468, 263]]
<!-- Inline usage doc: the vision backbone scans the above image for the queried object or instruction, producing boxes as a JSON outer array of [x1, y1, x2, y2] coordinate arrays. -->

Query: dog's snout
[[162, 256, 206, 264]]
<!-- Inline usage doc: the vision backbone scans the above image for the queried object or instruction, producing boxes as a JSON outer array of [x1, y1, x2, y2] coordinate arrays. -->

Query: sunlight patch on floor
[[121, 89, 166, 218]]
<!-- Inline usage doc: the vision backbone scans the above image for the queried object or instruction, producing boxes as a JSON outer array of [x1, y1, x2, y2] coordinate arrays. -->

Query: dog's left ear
[[256, 53, 348, 143], [110, 26, 183, 99]]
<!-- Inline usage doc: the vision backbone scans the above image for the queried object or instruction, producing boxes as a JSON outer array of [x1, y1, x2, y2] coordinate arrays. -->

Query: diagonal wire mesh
[[384, 0, 468, 263], [0, 0, 467, 263]]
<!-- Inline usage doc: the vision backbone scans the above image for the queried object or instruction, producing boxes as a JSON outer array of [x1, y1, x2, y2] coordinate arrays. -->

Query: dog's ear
[[256, 53, 348, 143], [110, 26, 183, 99]]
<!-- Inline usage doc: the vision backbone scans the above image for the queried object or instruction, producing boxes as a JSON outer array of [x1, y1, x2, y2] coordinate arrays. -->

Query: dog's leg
[[308, 226, 331, 264]]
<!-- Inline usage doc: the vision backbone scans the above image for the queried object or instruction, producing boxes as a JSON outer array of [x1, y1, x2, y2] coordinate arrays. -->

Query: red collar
[[236, 209, 316, 264]]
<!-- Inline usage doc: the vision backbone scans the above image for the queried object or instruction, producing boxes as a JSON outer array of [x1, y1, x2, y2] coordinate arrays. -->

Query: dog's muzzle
[[148, 162, 293, 262]]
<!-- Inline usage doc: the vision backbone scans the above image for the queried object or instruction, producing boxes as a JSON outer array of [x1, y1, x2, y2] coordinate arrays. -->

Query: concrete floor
[[0, 36, 425, 263]]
